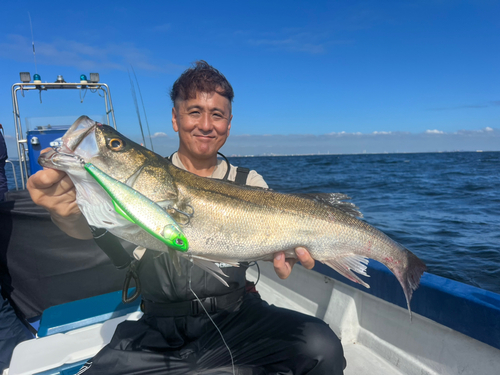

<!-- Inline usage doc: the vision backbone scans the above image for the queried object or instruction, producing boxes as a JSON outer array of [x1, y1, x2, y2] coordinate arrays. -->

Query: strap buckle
[[191, 297, 218, 315]]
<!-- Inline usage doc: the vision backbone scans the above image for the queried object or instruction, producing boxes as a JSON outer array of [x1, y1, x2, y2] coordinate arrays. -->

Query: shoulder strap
[[234, 167, 250, 186]]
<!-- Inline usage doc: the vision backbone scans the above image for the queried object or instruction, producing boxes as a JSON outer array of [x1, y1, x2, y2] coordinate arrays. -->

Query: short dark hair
[[170, 60, 234, 105]]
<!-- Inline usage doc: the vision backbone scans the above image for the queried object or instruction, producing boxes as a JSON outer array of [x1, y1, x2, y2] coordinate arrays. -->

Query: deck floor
[[343, 343, 402, 375], [247, 266, 405, 375]]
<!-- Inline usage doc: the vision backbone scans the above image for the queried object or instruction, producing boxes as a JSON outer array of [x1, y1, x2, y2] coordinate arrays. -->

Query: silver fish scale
[[177, 185, 407, 267]]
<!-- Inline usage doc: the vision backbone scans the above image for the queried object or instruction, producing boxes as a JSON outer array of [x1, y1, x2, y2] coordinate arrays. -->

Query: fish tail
[[395, 250, 427, 320], [321, 250, 426, 320]]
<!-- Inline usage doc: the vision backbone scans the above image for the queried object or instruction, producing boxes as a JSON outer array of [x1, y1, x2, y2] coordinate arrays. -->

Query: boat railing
[[11, 73, 117, 189], [5, 159, 19, 190]]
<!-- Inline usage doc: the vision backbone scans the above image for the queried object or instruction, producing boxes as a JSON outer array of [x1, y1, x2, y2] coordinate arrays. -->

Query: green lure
[[84, 163, 188, 252]]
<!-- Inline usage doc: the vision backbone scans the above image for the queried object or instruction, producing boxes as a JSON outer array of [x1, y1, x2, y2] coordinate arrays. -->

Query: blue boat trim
[[314, 261, 500, 350], [33, 359, 89, 375], [37, 288, 141, 337]]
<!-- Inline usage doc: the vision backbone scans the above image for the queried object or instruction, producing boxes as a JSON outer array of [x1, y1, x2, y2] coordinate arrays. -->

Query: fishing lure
[[84, 162, 189, 252]]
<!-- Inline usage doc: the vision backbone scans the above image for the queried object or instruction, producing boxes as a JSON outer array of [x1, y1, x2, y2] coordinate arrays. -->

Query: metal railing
[[11, 80, 117, 189], [5, 159, 19, 190]]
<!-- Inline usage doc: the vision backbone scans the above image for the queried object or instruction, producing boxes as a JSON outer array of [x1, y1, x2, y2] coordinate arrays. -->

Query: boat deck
[[246, 262, 500, 375], [247, 264, 404, 375], [7, 262, 500, 375]]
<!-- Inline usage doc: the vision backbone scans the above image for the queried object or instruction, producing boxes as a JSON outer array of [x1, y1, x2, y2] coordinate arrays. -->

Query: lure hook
[[167, 204, 194, 225]]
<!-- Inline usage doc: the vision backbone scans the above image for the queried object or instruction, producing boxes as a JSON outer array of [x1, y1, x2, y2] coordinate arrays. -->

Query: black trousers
[[0, 285, 32, 372], [79, 293, 344, 375]]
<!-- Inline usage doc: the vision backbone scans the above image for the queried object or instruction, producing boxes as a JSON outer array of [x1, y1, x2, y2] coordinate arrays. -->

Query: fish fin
[[188, 254, 240, 268], [295, 193, 363, 218], [133, 246, 147, 260], [124, 165, 144, 188], [323, 254, 370, 288], [168, 248, 182, 276], [189, 257, 230, 287], [112, 200, 135, 223]]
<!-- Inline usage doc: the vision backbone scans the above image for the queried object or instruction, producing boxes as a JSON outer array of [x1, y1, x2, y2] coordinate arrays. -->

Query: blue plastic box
[[27, 126, 69, 175]]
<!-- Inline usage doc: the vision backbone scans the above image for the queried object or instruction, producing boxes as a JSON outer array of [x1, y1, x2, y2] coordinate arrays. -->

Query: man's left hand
[[273, 247, 315, 279]]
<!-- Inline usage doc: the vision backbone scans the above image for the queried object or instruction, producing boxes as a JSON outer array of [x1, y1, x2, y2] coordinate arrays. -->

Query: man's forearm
[[51, 212, 93, 240]]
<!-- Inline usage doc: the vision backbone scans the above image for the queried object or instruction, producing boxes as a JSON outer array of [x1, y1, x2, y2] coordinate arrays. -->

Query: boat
[[2, 73, 500, 375]]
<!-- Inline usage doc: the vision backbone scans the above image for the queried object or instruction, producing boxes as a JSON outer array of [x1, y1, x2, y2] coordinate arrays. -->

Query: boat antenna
[[131, 65, 154, 151], [128, 68, 147, 148], [28, 12, 38, 74]]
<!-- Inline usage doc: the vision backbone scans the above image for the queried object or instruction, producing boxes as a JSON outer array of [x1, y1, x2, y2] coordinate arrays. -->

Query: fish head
[[38, 116, 180, 241], [39, 115, 148, 175], [38, 116, 100, 177], [39, 115, 178, 201]]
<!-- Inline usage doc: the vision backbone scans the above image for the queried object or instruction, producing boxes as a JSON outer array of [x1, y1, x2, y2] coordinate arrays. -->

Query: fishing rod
[[131, 65, 154, 151], [128, 69, 147, 148], [29, 12, 38, 74]]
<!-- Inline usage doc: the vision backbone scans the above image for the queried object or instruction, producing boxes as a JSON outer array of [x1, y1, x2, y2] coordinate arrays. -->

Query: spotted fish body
[[38, 116, 427, 315]]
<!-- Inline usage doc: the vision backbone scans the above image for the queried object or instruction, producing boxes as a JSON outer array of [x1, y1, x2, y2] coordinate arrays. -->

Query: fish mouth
[[38, 116, 100, 169], [61, 116, 99, 155]]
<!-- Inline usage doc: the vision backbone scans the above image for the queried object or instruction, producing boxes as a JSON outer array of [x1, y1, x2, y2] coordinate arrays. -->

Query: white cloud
[[0, 34, 184, 73], [245, 29, 350, 54], [373, 131, 392, 135], [484, 127, 493, 132], [327, 131, 363, 136], [151, 132, 168, 138], [425, 129, 445, 134]]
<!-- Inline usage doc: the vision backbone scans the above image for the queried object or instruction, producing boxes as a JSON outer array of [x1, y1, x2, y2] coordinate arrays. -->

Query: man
[[0, 126, 8, 201], [1, 126, 34, 371], [27, 61, 345, 374]]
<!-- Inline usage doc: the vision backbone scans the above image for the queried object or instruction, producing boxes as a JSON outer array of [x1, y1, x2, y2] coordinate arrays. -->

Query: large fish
[[39, 116, 426, 314]]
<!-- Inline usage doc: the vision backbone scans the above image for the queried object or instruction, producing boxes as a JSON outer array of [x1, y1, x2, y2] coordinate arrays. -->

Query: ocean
[[5, 151, 500, 294]]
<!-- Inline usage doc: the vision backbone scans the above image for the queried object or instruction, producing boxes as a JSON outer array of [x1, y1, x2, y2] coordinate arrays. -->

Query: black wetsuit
[[80, 162, 344, 375], [0, 131, 8, 201]]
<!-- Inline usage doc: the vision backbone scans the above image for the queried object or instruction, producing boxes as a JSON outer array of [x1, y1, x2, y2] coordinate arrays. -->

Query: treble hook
[[167, 204, 194, 225]]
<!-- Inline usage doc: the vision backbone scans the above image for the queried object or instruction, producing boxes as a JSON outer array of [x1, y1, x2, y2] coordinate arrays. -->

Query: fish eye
[[108, 138, 125, 151], [175, 238, 184, 246]]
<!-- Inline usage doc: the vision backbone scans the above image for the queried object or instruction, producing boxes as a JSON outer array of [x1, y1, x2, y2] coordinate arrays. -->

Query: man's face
[[172, 91, 232, 161]]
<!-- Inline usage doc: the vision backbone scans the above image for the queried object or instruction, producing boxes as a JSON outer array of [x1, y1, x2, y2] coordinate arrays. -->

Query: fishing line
[[80, 88, 88, 103], [188, 257, 235, 375]]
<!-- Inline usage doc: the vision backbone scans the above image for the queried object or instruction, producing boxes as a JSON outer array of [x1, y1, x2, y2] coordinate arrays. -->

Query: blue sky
[[1, 0, 499, 156]]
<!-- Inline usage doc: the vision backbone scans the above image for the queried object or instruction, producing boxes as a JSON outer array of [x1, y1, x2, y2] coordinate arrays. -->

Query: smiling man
[[28, 61, 345, 374], [172, 91, 232, 173]]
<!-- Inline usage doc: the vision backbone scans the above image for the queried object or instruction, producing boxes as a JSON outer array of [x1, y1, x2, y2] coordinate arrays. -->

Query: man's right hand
[[27, 168, 80, 217], [27, 159, 92, 240]]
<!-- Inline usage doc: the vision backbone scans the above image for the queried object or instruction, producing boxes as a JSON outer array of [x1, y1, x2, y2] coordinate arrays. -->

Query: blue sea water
[[5, 152, 500, 294], [230, 152, 500, 295]]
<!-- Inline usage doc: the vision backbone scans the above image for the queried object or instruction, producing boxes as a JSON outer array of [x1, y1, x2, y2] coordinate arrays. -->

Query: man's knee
[[295, 320, 344, 374], [302, 320, 343, 360]]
